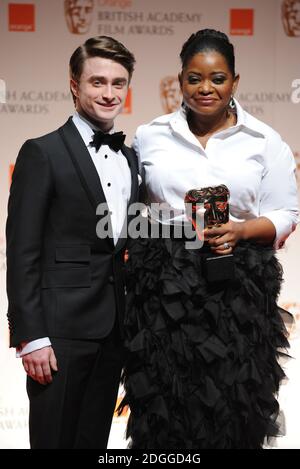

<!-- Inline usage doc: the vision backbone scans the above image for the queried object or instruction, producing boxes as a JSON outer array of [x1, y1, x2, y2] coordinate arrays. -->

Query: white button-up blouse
[[133, 100, 299, 249]]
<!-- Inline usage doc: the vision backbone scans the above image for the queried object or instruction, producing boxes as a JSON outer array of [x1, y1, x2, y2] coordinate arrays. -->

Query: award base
[[203, 253, 235, 282]]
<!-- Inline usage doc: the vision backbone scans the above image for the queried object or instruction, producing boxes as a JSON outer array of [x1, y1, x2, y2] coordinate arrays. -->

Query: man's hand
[[22, 346, 58, 385]]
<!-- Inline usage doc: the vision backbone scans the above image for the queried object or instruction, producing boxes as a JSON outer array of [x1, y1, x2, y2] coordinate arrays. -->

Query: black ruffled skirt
[[121, 235, 290, 449]]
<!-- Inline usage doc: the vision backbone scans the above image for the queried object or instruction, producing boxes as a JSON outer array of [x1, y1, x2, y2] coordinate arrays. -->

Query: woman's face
[[179, 50, 239, 118]]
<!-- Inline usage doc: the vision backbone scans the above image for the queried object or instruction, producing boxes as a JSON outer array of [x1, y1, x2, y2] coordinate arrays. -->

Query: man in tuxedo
[[6, 36, 138, 448]]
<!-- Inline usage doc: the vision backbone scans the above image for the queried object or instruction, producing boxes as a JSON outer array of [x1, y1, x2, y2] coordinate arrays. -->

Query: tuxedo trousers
[[26, 323, 123, 449]]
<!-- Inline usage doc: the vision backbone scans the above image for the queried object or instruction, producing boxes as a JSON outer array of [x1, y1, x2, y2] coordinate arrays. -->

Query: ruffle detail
[[121, 238, 290, 449]]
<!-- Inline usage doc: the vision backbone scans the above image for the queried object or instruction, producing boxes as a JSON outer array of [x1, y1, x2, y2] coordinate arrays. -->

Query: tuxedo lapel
[[59, 118, 115, 250], [121, 145, 138, 208], [59, 119, 138, 253], [114, 145, 139, 252], [59, 118, 107, 210]]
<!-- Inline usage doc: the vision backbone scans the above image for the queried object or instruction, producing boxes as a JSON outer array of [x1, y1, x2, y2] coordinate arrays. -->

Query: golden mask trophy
[[185, 184, 234, 282]]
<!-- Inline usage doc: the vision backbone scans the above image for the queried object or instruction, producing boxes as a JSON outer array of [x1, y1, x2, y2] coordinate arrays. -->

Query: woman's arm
[[204, 216, 276, 254], [205, 140, 298, 254]]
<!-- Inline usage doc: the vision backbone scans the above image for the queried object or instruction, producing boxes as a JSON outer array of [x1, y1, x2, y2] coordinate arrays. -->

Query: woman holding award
[[121, 29, 298, 448]]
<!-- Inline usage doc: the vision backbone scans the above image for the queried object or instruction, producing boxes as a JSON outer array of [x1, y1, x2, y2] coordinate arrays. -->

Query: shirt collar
[[166, 98, 266, 140], [72, 112, 115, 148], [233, 99, 265, 138]]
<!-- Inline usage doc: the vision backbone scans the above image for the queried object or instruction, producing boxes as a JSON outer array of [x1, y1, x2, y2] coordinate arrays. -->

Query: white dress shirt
[[72, 112, 131, 244], [133, 99, 298, 249], [18, 112, 131, 357]]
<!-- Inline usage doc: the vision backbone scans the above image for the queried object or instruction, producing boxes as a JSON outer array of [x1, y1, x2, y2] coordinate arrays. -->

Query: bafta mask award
[[184, 184, 234, 282]]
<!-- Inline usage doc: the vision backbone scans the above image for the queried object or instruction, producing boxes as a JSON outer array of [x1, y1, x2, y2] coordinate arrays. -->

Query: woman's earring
[[181, 101, 188, 112], [229, 96, 235, 109]]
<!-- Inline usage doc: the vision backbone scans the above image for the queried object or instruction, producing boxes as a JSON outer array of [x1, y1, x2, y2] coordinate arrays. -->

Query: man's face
[[283, 0, 300, 36], [71, 57, 130, 131], [65, 0, 94, 34], [287, 1, 300, 34]]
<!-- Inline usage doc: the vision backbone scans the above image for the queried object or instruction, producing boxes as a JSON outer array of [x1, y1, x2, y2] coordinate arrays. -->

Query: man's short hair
[[70, 36, 136, 83]]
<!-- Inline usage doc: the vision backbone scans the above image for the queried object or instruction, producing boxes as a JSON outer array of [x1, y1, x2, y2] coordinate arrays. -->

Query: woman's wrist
[[234, 221, 247, 242], [235, 218, 276, 245]]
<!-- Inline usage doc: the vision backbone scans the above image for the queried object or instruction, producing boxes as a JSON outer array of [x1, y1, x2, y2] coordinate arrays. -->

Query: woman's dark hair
[[180, 29, 235, 76]]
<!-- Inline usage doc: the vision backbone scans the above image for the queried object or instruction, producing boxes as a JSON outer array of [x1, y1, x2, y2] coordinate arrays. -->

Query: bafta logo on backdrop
[[282, 0, 300, 36], [65, 0, 94, 34], [0, 79, 6, 103], [160, 76, 182, 114]]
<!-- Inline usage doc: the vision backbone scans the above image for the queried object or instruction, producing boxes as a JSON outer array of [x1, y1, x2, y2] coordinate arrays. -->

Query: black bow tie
[[90, 130, 126, 152]]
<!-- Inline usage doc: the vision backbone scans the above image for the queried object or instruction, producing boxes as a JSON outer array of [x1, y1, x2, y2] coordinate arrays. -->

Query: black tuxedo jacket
[[6, 117, 139, 347]]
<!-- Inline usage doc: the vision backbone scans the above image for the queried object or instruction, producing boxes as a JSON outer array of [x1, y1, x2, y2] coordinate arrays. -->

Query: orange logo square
[[122, 88, 132, 114], [230, 9, 254, 36], [9, 3, 35, 32], [9, 164, 15, 186]]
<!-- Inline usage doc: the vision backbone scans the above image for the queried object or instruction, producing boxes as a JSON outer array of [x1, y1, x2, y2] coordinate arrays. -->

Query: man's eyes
[[92, 81, 126, 88], [113, 82, 126, 88]]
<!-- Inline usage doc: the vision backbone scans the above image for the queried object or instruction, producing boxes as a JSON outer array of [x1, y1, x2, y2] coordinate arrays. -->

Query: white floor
[[272, 335, 300, 448], [0, 327, 298, 449]]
